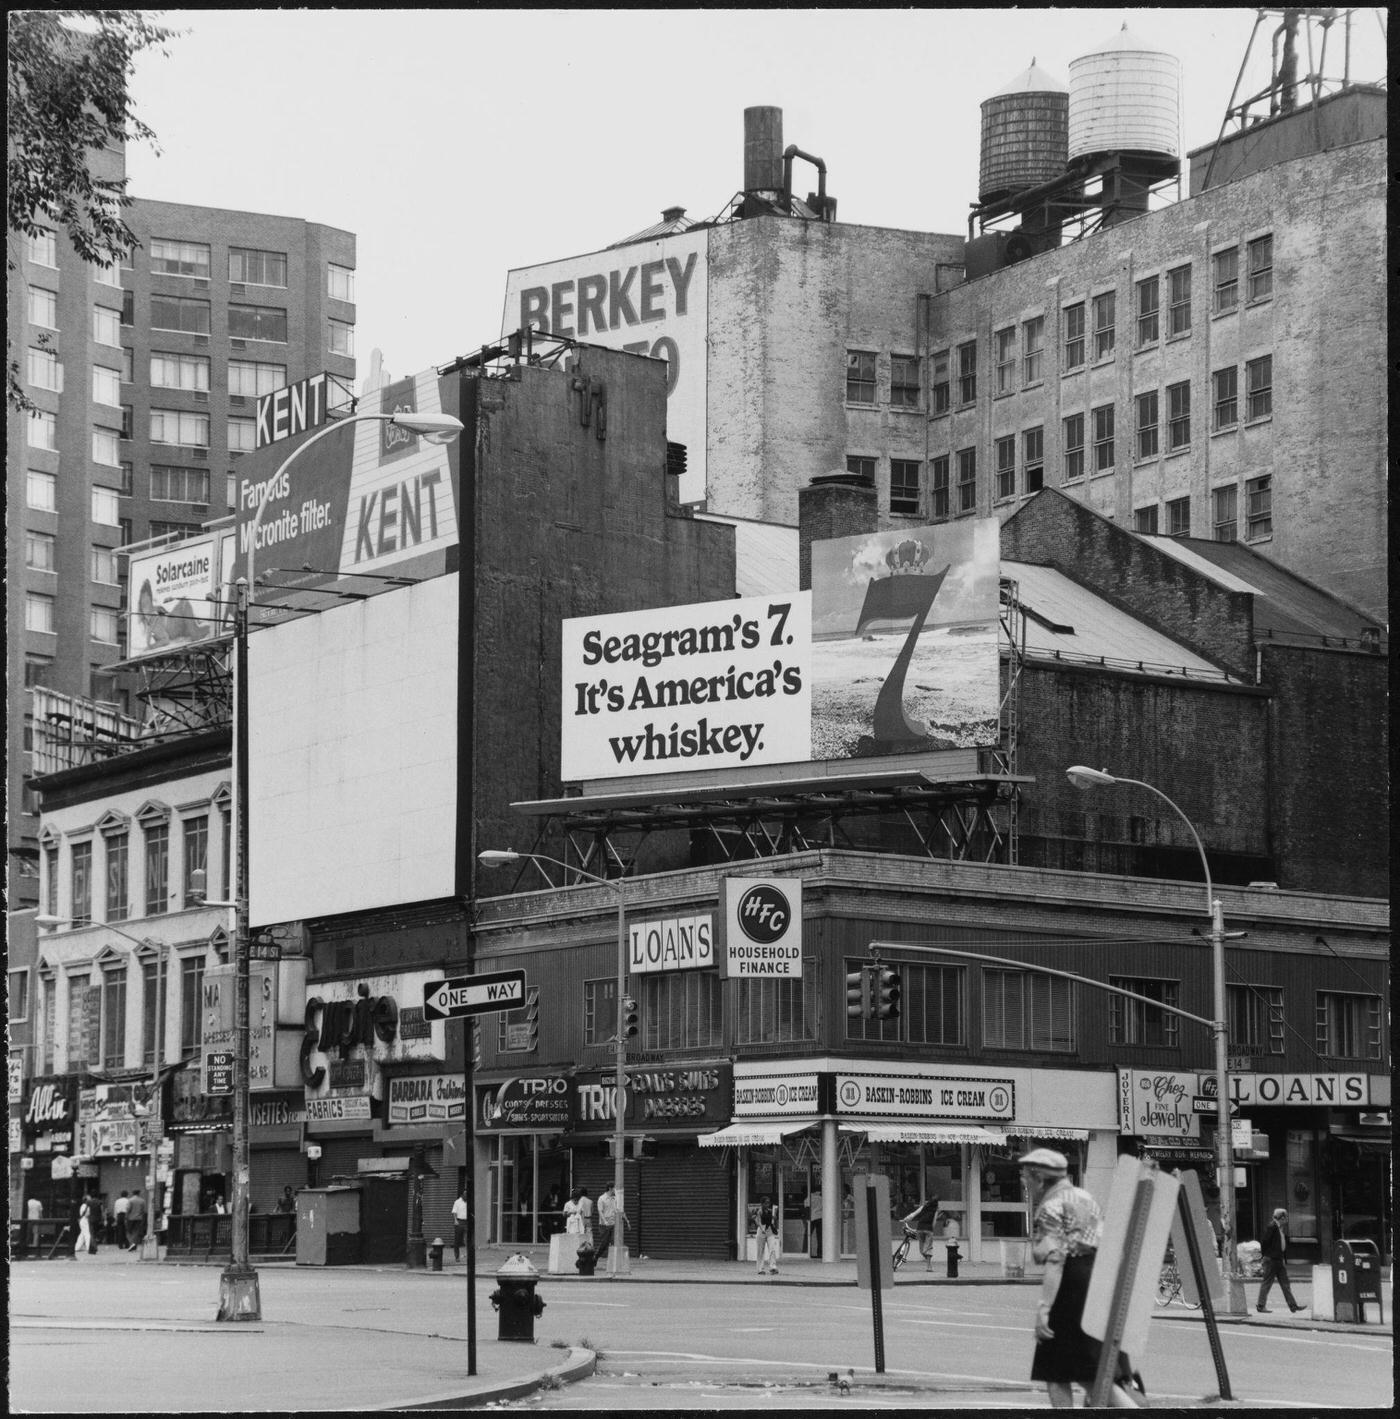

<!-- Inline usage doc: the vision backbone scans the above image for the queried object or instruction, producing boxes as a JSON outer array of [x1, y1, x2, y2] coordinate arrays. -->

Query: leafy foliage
[[7, 10, 177, 409]]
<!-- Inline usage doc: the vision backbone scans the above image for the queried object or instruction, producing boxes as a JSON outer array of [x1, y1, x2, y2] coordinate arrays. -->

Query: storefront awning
[[997, 1125, 1090, 1141], [697, 1122, 813, 1148], [853, 1123, 1005, 1145]]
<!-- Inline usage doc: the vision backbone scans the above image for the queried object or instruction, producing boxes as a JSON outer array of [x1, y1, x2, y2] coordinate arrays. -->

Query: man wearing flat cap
[[1020, 1148, 1144, 1408]]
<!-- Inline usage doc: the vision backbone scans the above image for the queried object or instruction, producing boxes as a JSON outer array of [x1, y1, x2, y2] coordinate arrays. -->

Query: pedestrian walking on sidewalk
[[451, 1188, 469, 1262], [75, 1194, 94, 1254], [125, 1189, 147, 1250], [1256, 1208, 1304, 1314], [902, 1196, 940, 1271], [113, 1190, 130, 1246], [1021, 1148, 1145, 1409], [755, 1195, 780, 1275]]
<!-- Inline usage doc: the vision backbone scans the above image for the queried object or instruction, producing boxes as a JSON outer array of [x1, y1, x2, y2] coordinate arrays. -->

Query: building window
[[145, 821, 170, 915], [151, 238, 210, 278], [91, 487, 121, 525], [29, 287, 59, 328], [1022, 316, 1044, 385], [846, 455, 875, 482], [228, 417, 256, 452], [150, 520, 201, 541], [994, 327, 1015, 395], [1136, 277, 1159, 346], [94, 365, 123, 407], [1166, 381, 1191, 451], [1212, 367, 1238, 430], [150, 294, 211, 335], [142, 958, 160, 1067], [67, 975, 93, 1070], [846, 350, 876, 403], [983, 968, 1075, 1051], [228, 360, 287, 397], [93, 306, 122, 347], [956, 341, 977, 404], [584, 977, 617, 1046], [956, 447, 977, 512], [1092, 403, 1114, 472], [122, 347, 134, 382], [28, 228, 58, 266], [92, 546, 120, 584], [150, 352, 211, 391], [106, 832, 129, 922], [1213, 247, 1239, 313], [182, 817, 209, 907], [9, 968, 30, 1024], [1227, 983, 1284, 1056], [30, 409, 58, 450], [228, 247, 287, 287], [102, 961, 127, 1069], [180, 955, 205, 1055], [1316, 991, 1381, 1061], [889, 459, 921, 515], [26, 593, 56, 634], [1167, 496, 1191, 537], [1092, 291, 1116, 359], [328, 263, 356, 302], [1212, 485, 1238, 542], [119, 460, 133, 495], [736, 973, 816, 1045], [150, 408, 211, 447], [93, 428, 121, 466], [1023, 426, 1044, 493], [1245, 355, 1272, 421], [1245, 474, 1272, 540], [28, 347, 62, 391], [930, 455, 950, 518], [638, 970, 722, 1052], [1135, 391, 1159, 460], [496, 985, 540, 1054], [890, 354, 920, 409], [121, 289, 135, 327], [1134, 505, 1159, 534], [328, 318, 355, 357], [1062, 412, 1085, 481], [931, 349, 950, 413], [90, 608, 120, 644], [71, 840, 94, 924], [25, 654, 54, 687], [1062, 302, 1085, 370], [229, 304, 288, 343], [150, 464, 210, 503], [1109, 976, 1180, 1047], [1167, 264, 1192, 336], [994, 435, 1016, 501], [28, 469, 57, 511], [26, 530, 56, 571], [1247, 234, 1273, 302]]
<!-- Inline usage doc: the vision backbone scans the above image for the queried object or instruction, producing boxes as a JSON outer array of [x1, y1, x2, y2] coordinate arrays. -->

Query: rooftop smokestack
[[744, 106, 784, 192]]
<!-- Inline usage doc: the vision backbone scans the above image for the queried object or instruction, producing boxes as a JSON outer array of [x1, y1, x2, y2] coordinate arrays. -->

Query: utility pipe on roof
[[782, 145, 830, 216]]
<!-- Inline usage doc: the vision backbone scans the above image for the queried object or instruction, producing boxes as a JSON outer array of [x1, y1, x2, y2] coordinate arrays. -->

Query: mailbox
[[1331, 1239, 1384, 1324]]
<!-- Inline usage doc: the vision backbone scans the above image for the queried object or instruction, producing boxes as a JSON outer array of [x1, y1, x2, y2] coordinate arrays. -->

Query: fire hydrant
[[489, 1253, 545, 1342], [428, 1237, 444, 1272]]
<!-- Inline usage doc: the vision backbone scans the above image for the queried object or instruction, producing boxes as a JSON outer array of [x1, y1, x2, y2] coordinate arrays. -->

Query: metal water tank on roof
[[979, 61, 1069, 205], [1068, 25, 1181, 162]]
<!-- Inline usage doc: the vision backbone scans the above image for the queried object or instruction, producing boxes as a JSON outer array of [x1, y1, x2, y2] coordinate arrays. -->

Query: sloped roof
[[696, 514, 798, 599], [1005, 560, 1234, 681], [608, 210, 702, 248], [1145, 537, 1384, 647]]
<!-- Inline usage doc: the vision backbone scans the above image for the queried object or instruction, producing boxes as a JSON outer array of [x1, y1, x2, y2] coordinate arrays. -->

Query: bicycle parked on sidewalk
[[1155, 1244, 1200, 1308], [892, 1222, 918, 1271]]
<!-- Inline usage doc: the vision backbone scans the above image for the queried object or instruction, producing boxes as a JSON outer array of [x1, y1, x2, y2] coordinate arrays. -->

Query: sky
[[124, 8, 1389, 385]]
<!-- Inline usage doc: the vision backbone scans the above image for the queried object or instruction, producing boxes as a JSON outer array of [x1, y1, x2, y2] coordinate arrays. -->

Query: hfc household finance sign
[[561, 592, 811, 781], [723, 878, 802, 978]]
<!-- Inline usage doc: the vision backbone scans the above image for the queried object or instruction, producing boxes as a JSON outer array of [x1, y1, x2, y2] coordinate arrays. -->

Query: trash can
[[428, 1237, 444, 1272], [1000, 1239, 1028, 1279], [1332, 1239, 1384, 1324], [490, 1253, 546, 1342]]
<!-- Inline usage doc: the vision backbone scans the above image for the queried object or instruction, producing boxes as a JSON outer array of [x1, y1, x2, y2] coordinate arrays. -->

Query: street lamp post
[[220, 408, 465, 1324], [36, 914, 173, 1259], [1066, 765, 1247, 1316], [479, 849, 629, 1276]]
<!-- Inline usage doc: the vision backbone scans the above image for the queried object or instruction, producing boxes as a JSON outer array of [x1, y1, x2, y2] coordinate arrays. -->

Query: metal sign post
[[1173, 1174, 1233, 1401], [851, 1173, 893, 1373]]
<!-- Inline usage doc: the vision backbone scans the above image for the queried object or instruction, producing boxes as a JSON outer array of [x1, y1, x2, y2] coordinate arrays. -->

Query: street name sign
[[424, 970, 527, 1020]]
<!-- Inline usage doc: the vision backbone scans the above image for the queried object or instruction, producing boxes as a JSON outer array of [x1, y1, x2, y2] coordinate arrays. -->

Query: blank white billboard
[[248, 576, 458, 924]]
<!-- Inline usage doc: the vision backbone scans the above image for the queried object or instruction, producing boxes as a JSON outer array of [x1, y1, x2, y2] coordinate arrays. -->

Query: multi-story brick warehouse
[[506, 85, 1386, 622], [6, 177, 355, 912]]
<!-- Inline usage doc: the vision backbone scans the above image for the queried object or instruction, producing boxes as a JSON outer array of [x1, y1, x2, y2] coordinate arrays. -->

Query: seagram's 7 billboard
[[561, 519, 1000, 782]]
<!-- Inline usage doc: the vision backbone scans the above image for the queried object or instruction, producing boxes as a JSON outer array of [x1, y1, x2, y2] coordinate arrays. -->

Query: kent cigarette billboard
[[560, 519, 1000, 782], [503, 229, 707, 505]]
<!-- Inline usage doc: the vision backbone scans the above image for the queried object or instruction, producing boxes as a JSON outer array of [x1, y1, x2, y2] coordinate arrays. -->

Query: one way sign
[[423, 970, 527, 1020]]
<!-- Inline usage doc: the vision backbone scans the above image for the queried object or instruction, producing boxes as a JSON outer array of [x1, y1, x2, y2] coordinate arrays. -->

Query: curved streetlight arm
[[478, 848, 621, 896]]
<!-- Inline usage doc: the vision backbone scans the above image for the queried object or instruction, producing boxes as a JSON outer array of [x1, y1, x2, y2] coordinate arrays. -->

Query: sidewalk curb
[[372, 1346, 596, 1411]]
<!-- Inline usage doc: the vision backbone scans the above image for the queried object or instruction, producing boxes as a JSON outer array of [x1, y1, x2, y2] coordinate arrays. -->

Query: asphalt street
[[8, 1246, 1393, 1412]]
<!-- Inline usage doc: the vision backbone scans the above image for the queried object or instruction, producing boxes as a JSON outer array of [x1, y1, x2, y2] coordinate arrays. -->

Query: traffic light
[[874, 965, 902, 1019], [846, 967, 872, 1020], [621, 994, 639, 1038]]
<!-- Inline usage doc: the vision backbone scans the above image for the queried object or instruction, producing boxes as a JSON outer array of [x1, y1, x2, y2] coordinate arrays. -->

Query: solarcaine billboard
[[560, 518, 1000, 782], [503, 228, 707, 505], [125, 529, 236, 660], [231, 367, 462, 603]]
